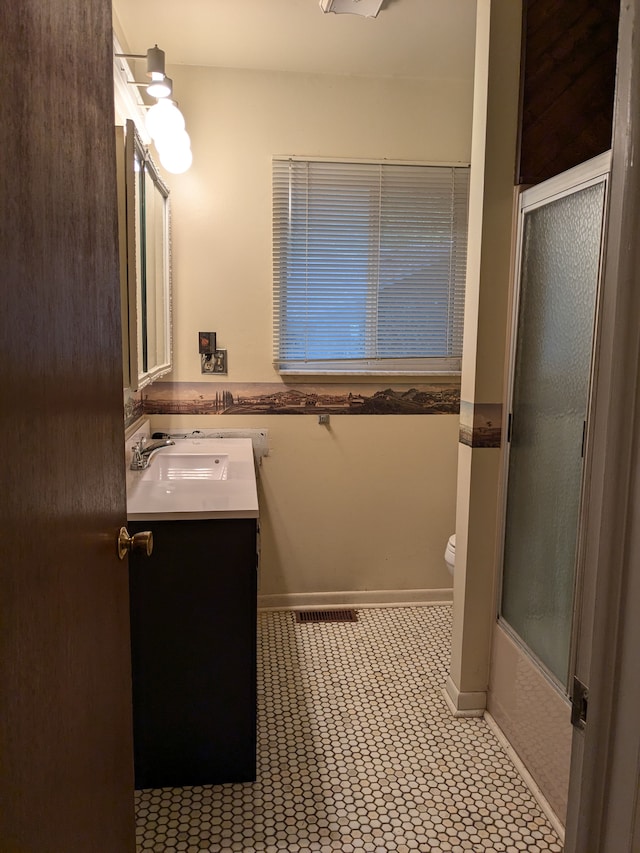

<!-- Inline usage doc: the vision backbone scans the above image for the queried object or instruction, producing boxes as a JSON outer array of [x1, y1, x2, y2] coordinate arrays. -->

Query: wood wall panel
[[518, 0, 620, 185]]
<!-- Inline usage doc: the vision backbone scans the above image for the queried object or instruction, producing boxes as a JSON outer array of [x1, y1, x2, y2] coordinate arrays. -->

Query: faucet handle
[[131, 440, 144, 467]]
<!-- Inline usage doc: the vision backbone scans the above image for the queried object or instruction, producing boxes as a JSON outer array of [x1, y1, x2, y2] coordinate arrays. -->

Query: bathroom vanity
[[126, 432, 259, 789]]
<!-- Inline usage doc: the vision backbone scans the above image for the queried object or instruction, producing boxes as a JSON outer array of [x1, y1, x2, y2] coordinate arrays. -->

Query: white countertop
[[126, 436, 259, 521]]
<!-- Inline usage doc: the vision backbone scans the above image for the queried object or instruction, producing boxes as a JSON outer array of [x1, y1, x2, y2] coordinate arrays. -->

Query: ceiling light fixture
[[319, 0, 385, 17]]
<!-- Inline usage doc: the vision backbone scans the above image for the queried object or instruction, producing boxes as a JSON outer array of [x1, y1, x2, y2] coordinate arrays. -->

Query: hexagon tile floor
[[135, 605, 564, 852]]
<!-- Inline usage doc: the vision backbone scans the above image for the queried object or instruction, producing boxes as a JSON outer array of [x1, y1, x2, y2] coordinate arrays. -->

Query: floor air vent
[[295, 609, 358, 624]]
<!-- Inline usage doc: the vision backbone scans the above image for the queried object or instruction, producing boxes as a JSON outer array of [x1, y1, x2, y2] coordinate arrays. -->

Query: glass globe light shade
[[154, 130, 191, 155], [159, 144, 193, 175], [146, 76, 172, 99], [145, 100, 185, 141]]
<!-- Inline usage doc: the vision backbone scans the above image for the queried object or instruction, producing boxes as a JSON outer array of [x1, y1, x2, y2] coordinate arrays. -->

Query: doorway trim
[[565, 0, 640, 849]]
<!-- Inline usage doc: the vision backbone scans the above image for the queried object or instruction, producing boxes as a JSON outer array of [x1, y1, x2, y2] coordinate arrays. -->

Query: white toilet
[[444, 534, 456, 578]]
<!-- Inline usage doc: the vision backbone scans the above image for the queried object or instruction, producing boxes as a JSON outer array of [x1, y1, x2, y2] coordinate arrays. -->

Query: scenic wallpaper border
[[140, 381, 461, 417], [126, 384, 504, 448], [124, 390, 144, 430], [459, 401, 503, 448]]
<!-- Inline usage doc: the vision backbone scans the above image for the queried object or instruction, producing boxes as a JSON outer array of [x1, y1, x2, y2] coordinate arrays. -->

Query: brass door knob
[[118, 527, 153, 560]]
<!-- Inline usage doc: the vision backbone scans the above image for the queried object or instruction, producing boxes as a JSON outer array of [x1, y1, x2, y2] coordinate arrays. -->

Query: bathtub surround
[[488, 623, 572, 823]]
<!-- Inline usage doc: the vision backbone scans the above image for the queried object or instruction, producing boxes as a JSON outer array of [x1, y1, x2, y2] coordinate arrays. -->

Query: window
[[272, 158, 470, 374]]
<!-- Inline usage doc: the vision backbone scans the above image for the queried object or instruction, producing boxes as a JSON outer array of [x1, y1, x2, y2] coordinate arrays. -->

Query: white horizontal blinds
[[273, 160, 380, 363], [448, 167, 469, 358], [273, 158, 469, 372], [377, 164, 469, 359]]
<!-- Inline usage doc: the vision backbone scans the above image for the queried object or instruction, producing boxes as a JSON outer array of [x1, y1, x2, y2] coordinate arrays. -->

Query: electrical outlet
[[201, 354, 214, 374], [201, 350, 227, 374], [212, 349, 227, 373]]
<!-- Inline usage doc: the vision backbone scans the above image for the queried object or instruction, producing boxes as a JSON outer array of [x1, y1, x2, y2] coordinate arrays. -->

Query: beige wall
[[149, 65, 473, 600], [151, 413, 459, 599], [165, 65, 472, 384], [446, 0, 522, 709]]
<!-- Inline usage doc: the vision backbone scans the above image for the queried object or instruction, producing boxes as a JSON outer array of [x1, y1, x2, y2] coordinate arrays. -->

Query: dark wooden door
[[0, 2, 136, 851]]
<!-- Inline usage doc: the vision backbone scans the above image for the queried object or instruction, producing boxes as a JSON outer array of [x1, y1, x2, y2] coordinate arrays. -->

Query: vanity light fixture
[[146, 75, 173, 99], [145, 99, 193, 174], [144, 45, 166, 79], [159, 144, 193, 175], [145, 98, 185, 139], [115, 42, 193, 175], [319, 0, 385, 17], [116, 44, 172, 99]]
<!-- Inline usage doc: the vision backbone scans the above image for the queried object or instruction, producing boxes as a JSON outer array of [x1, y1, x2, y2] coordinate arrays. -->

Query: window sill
[[276, 369, 462, 380], [275, 357, 462, 378]]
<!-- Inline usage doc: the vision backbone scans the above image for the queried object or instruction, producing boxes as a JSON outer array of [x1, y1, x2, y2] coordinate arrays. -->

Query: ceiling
[[112, 0, 477, 82]]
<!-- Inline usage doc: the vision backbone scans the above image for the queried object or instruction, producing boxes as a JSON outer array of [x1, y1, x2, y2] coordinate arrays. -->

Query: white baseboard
[[257, 588, 453, 611], [484, 712, 565, 843], [443, 676, 486, 717]]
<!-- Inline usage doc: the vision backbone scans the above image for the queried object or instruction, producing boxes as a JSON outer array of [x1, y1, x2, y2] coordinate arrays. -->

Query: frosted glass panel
[[501, 181, 605, 685]]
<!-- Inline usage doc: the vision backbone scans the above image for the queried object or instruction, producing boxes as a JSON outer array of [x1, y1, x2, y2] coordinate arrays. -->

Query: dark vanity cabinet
[[128, 518, 257, 790]]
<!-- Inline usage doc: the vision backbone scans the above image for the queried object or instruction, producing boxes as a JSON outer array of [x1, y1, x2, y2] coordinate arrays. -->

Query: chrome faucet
[[130, 437, 175, 470]]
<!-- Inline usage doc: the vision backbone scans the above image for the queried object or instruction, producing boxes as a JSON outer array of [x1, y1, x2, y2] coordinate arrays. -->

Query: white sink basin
[[127, 437, 258, 520], [139, 453, 229, 482]]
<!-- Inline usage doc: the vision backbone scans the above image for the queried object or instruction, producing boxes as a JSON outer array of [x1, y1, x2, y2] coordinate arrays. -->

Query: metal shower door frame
[[495, 150, 611, 695]]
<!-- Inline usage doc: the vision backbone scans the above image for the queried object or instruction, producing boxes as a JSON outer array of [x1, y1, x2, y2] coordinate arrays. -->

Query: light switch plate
[[198, 331, 216, 354]]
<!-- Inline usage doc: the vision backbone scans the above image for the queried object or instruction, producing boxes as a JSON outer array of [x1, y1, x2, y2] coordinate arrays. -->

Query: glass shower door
[[500, 169, 607, 687]]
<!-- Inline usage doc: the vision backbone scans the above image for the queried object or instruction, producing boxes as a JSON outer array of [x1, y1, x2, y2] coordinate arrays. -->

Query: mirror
[[117, 119, 172, 391]]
